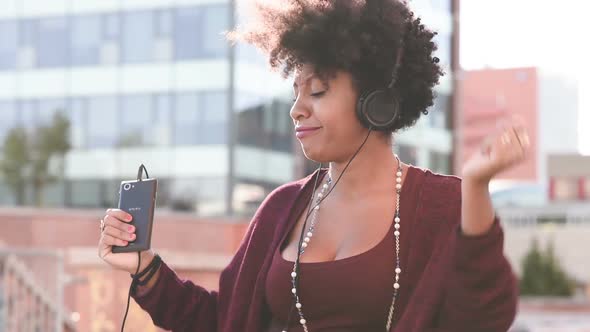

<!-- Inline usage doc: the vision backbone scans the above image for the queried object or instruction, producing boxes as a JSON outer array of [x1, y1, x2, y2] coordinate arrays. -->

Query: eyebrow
[[293, 73, 316, 88]]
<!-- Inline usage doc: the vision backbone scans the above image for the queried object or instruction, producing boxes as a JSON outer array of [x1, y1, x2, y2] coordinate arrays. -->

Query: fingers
[[103, 215, 136, 241], [493, 121, 530, 166], [513, 126, 530, 149], [99, 210, 136, 251], [101, 233, 130, 248], [104, 223, 136, 242], [98, 209, 136, 263], [500, 124, 529, 151], [104, 214, 135, 234], [105, 208, 133, 223]]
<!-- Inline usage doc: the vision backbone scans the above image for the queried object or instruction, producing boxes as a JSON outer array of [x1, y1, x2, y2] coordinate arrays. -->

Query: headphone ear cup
[[356, 89, 400, 131]]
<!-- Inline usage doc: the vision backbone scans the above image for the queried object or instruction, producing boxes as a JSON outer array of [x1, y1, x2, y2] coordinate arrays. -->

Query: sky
[[459, 0, 588, 154]]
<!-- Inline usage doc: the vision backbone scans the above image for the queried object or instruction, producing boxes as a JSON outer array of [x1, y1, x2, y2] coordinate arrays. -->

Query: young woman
[[98, 1, 528, 331]]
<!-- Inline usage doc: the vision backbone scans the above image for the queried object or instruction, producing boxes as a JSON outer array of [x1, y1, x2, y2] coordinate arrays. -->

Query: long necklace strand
[[283, 157, 403, 332]]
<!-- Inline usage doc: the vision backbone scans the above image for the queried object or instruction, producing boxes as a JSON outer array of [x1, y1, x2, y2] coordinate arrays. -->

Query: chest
[[280, 194, 398, 263]]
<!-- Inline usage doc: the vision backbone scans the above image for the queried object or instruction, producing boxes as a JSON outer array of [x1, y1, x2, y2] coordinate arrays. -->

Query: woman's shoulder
[[256, 169, 325, 213], [414, 166, 462, 194], [410, 165, 462, 220]]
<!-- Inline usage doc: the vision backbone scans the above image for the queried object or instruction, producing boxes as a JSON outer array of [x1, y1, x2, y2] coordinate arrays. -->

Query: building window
[[38, 17, 69, 68], [71, 15, 101, 66], [201, 91, 228, 144], [19, 19, 38, 68], [38, 98, 67, 127], [155, 10, 173, 37], [397, 144, 417, 166], [120, 94, 154, 146], [174, 5, 229, 60], [173, 91, 227, 145], [87, 96, 119, 148], [122, 11, 155, 63], [430, 150, 450, 174], [235, 96, 293, 152], [233, 181, 269, 217], [433, 32, 452, 69], [169, 177, 226, 216], [236, 42, 265, 64], [174, 7, 201, 59], [0, 21, 18, 70], [552, 177, 578, 201], [69, 98, 87, 149], [18, 100, 39, 130], [42, 181, 66, 207], [202, 5, 229, 57], [263, 100, 292, 151], [429, 0, 451, 12], [102, 13, 120, 64], [154, 9, 173, 61], [70, 179, 102, 207], [154, 94, 173, 145], [430, 93, 450, 129], [174, 92, 200, 145], [103, 13, 120, 41]]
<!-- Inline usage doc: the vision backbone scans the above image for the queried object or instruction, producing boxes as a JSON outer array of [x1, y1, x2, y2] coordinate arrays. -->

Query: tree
[[520, 238, 575, 296], [31, 112, 71, 206], [0, 127, 31, 205], [543, 241, 575, 296], [0, 112, 71, 206]]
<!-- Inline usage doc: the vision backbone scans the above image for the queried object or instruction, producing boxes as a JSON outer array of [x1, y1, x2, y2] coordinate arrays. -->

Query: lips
[[295, 126, 321, 139], [296, 126, 321, 132]]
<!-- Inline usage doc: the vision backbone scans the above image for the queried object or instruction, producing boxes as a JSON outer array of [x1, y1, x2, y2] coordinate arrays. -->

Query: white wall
[[65, 145, 228, 180], [0, 60, 229, 99], [537, 70, 579, 185], [64, 145, 293, 184]]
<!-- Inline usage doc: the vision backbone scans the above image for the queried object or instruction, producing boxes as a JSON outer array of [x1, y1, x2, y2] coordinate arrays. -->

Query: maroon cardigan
[[132, 166, 518, 332]]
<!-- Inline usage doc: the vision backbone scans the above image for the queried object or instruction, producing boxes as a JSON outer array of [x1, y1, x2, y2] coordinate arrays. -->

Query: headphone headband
[[356, 24, 406, 132]]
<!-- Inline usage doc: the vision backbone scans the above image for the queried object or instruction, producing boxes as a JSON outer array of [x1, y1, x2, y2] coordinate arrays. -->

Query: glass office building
[[0, 0, 454, 216], [393, 0, 455, 174]]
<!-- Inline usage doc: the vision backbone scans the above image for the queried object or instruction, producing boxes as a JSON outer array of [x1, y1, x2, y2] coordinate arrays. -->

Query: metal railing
[[0, 248, 75, 332]]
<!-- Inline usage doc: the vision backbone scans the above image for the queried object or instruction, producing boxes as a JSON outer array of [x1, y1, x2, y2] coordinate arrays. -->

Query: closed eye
[[292, 91, 325, 102]]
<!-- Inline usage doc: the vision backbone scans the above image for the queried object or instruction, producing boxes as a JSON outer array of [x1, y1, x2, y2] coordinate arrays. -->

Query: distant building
[[459, 67, 579, 194]]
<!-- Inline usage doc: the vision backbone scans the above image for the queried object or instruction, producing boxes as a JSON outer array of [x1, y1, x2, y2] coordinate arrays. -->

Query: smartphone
[[112, 178, 158, 253]]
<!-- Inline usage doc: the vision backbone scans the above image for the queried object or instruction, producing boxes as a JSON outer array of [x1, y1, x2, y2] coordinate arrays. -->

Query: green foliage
[[520, 238, 575, 296], [0, 112, 71, 206], [0, 127, 30, 205]]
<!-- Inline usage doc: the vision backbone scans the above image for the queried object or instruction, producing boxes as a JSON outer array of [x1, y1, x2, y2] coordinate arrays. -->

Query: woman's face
[[290, 65, 369, 163]]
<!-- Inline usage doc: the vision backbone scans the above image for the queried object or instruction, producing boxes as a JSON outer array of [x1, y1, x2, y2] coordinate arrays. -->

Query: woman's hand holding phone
[[98, 208, 155, 274]]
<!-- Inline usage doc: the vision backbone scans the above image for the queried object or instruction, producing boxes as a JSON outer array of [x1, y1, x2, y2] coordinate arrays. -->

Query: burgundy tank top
[[264, 217, 397, 331]]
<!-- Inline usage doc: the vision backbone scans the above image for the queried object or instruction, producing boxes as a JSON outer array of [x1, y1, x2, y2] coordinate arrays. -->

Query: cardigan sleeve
[[131, 260, 218, 331], [129, 200, 264, 332], [436, 217, 519, 332], [129, 177, 298, 331], [418, 172, 518, 332]]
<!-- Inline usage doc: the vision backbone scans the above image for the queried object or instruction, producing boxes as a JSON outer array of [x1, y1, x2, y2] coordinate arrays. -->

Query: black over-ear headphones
[[355, 29, 406, 132]]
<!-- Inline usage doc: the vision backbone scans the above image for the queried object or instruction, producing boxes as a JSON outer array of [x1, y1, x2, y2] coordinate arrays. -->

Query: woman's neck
[[326, 137, 400, 200]]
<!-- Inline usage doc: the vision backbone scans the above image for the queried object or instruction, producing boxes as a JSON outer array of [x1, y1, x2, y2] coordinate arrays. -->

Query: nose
[[290, 95, 312, 124]]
